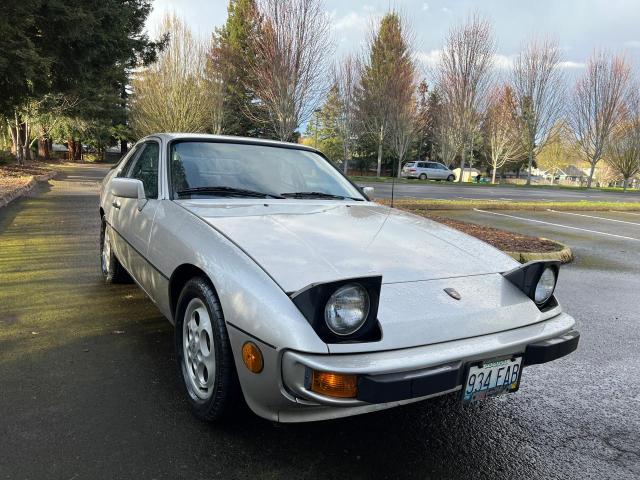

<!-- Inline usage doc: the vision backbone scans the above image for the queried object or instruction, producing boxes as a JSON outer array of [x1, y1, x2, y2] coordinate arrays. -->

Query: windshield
[[170, 141, 364, 200]]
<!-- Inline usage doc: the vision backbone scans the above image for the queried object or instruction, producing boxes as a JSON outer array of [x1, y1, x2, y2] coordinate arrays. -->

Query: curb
[[506, 240, 573, 264], [0, 170, 58, 208]]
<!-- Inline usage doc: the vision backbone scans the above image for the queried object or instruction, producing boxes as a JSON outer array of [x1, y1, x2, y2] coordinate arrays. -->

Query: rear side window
[[126, 142, 159, 199], [404, 162, 415, 168]]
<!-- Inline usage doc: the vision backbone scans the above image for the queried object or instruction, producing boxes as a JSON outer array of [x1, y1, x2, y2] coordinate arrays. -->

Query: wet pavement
[[359, 180, 640, 202], [1, 165, 639, 479]]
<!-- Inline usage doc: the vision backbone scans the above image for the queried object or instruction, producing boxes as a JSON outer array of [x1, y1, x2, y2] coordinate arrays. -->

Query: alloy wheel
[[182, 298, 216, 400]]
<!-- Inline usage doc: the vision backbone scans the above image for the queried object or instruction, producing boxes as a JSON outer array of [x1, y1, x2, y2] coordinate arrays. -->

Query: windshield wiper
[[177, 186, 284, 199], [280, 191, 363, 201]]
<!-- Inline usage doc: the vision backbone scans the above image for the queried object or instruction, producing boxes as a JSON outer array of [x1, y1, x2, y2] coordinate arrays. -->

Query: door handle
[[112, 201, 121, 209]]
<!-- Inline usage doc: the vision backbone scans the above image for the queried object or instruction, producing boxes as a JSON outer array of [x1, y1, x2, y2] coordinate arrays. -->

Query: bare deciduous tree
[[131, 14, 220, 136], [606, 90, 640, 191], [570, 51, 631, 188], [484, 85, 524, 183], [248, 0, 332, 142], [333, 55, 359, 174], [511, 38, 565, 185], [437, 14, 495, 182], [388, 72, 420, 178], [535, 121, 572, 184]]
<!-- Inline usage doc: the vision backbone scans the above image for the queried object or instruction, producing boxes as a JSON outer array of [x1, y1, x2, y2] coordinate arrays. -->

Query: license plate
[[462, 356, 523, 402]]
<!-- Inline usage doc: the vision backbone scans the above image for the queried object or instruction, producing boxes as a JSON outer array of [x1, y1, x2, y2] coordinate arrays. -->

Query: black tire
[[447, 175, 455, 182], [175, 277, 241, 422], [419, 173, 428, 180], [100, 216, 131, 283]]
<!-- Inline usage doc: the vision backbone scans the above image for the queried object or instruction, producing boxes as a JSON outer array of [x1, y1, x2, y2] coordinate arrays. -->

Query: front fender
[[150, 200, 328, 354]]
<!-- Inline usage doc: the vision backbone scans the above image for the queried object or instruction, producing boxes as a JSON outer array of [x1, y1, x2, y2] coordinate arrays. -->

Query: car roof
[[140, 133, 318, 153]]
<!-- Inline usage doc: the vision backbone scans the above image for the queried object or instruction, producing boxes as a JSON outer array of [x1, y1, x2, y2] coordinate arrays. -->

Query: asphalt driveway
[[1, 164, 638, 479], [359, 180, 640, 202]]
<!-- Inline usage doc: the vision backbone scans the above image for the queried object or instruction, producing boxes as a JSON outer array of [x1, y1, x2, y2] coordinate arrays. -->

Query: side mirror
[[362, 186, 374, 200], [111, 178, 147, 210]]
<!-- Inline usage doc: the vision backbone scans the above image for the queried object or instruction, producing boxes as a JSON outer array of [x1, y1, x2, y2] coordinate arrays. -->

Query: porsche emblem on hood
[[444, 288, 461, 300]]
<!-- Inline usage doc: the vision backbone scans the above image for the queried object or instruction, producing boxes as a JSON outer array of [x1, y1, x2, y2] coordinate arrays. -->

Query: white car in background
[[401, 161, 455, 181]]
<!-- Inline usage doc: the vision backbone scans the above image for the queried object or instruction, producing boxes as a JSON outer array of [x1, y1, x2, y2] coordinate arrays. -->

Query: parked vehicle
[[99, 133, 579, 423], [401, 161, 455, 181]]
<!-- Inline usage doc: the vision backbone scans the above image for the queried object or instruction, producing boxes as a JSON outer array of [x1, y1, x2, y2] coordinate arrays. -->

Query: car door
[[111, 140, 160, 295], [431, 163, 445, 179]]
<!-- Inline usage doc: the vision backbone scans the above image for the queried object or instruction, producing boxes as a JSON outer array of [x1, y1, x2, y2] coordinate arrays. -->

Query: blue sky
[[146, 0, 640, 78]]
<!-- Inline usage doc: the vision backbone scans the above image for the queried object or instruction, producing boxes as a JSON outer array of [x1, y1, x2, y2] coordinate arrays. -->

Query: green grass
[[379, 198, 640, 211]]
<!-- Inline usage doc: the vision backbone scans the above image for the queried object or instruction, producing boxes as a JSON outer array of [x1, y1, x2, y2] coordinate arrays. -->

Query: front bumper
[[277, 312, 578, 421], [356, 329, 579, 404]]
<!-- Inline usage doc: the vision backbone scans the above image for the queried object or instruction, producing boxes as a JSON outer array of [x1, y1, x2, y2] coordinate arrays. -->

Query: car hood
[[179, 200, 518, 293]]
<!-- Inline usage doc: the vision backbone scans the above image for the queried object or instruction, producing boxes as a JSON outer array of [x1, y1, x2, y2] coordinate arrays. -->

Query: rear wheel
[[100, 217, 130, 283], [419, 173, 427, 180], [175, 277, 241, 422], [447, 174, 455, 182]]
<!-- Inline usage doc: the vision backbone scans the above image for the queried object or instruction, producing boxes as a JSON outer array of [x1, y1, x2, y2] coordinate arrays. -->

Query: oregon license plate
[[462, 356, 523, 402]]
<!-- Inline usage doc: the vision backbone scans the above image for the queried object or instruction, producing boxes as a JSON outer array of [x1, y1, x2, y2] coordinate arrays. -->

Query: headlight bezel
[[290, 276, 382, 343], [503, 260, 560, 310]]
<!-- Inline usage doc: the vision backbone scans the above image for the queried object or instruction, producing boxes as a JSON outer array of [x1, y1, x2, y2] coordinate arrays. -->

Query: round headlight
[[324, 283, 370, 336], [534, 268, 556, 304]]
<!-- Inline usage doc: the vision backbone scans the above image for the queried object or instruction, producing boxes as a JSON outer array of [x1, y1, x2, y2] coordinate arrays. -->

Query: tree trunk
[[14, 113, 24, 165], [68, 138, 76, 162], [458, 146, 466, 183], [491, 166, 497, 184], [38, 129, 50, 160], [623, 177, 628, 192], [9, 125, 18, 158], [75, 140, 82, 162], [397, 157, 402, 179], [586, 161, 596, 188], [120, 139, 128, 156], [376, 125, 384, 177], [342, 143, 349, 175], [525, 149, 533, 185]]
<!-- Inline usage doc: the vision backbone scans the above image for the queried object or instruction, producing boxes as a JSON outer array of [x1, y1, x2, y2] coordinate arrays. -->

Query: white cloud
[[416, 49, 442, 68], [558, 61, 586, 69], [493, 53, 514, 69], [422, 3, 429, 11], [363, 4, 376, 13], [417, 50, 515, 70], [442, 7, 452, 14], [333, 11, 369, 31]]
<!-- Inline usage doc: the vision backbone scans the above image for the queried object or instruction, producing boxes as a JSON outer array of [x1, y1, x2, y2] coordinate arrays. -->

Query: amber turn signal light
[[310, 370, 358, 398], [242, 342, 264, 373]]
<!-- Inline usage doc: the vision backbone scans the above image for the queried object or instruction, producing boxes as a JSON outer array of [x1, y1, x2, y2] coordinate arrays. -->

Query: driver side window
[[126, 142, 159, 199]]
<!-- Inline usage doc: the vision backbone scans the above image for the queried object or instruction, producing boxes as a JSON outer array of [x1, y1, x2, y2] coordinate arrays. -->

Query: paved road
[[359, 181, 640, 202], [1, 165, 639, 479]]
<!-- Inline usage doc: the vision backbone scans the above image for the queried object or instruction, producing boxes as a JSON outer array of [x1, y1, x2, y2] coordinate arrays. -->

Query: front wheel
[[447, 175, 455, 182], [100, 217, 130, 283], [175, 277, 241, 422]]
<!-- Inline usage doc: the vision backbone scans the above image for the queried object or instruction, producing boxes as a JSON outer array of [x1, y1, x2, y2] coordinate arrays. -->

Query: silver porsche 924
[[99, 133, 580, 423]]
